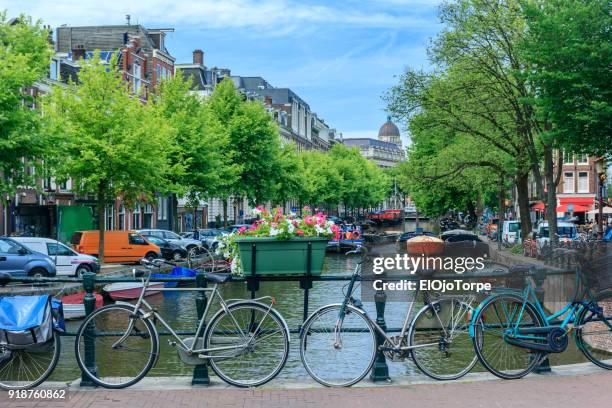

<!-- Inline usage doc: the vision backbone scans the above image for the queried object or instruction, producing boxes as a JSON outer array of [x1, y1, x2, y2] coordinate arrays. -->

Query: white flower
[[326, 227, 333, 234], [251, 207, 262, 216], [287, 223, 295, 233], [270, 227, 280, 236], [315, 225, 324, 234]]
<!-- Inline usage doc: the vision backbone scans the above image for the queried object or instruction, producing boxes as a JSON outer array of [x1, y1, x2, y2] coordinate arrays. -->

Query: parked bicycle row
[[0, 245, 611, 390]]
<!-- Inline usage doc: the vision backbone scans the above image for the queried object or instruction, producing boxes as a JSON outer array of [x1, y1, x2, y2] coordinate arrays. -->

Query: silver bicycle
[[75, 259, 290, 388], [300, 250, 477, 387]]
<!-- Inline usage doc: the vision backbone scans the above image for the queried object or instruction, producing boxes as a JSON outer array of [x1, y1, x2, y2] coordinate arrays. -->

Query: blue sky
[[2, 0, 442, 143]]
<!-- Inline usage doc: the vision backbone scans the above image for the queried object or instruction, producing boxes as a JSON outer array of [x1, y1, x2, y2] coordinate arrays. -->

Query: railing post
[[370, 289, 390, 382], [533, 266, 551, 374], [299, 242, 313, 325], [80, 272, 98, 386], [192, 271, 210, 385]]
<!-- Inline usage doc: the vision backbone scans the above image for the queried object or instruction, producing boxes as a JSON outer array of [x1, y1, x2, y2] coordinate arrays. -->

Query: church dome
[[378, 117, 400, 138]]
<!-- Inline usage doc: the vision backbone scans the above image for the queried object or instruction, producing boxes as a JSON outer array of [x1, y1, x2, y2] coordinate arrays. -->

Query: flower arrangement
[[217, 206, 341, 275]]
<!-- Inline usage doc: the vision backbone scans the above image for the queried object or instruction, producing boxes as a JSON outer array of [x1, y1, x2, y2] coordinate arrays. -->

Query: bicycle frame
[[113, 274, 276, 359], [335, 264, 474, 352]]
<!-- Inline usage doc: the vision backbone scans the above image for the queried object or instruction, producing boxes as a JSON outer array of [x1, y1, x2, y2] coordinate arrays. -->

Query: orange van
[[71, 230, 161, 263]]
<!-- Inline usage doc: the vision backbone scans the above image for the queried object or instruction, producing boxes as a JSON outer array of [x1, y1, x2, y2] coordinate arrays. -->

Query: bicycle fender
[[468, 293, 500, 338], [214, 300, 291, 343]]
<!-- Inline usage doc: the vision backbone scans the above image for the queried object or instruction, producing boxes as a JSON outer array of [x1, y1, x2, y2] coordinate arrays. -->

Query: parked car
[[71, 230, 161, 263], [534, 221, 577, 254], [137, 229, 203, 256], [0, 237, 57, 277], [440, 229, 482, 243], [141, 235, 188, 261], [194, 229, 227, 250], [501, 220, 521, 245], [12, 237, 99, 277]]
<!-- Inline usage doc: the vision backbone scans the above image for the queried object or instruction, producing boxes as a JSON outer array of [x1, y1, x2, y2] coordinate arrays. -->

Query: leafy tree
[[272, 143, 306, 208], [0, 13, 52, 194], [521, 0, 611, 157], [154, 73, 238, 215], [205, 79, 281, 224], [44, 54, 176, 261]]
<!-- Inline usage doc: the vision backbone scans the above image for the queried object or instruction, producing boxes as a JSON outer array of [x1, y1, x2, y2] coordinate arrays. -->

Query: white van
[[12, 237, 100, 277], [534, 221, 577, 250], [502, 220, 521, 244]]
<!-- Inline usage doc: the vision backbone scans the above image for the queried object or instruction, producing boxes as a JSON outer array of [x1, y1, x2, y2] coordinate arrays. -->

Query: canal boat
[[102, 281, 165, 300], [366, 209, 403, 225], [60, 291, 103, 320], [326, 225, 364, 253]]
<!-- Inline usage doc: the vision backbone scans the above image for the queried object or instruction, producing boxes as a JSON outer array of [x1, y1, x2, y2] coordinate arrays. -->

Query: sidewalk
[[2, 364, 611, 408]]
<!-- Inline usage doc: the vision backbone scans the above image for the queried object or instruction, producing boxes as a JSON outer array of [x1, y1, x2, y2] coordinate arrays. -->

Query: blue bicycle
[[469, 255, 612, 379]]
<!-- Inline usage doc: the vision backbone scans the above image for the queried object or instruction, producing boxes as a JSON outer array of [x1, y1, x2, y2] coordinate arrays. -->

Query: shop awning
[[558, 197, 595, 207], [556, 204, 591, 213], [531, 201, 545, 211], [587, 207, 612, 214]]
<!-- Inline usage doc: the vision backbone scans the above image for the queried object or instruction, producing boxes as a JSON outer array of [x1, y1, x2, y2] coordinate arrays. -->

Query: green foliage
[[0, 12, 52, 194], [154, 73, 237, 206], [521, 0, 612, 156], [44, 53, 176, 203], [205, 79, 281, 204]]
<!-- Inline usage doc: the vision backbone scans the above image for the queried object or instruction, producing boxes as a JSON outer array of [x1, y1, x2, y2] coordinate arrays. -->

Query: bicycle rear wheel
[[0, 335, 60, 390], [576, 289, 612, 369], [409, 298, 477, 380], [300, 304, 376, 387], [204, 302, 289, 387], [75, 304, 158, 388], [473, 294, 545, 379]]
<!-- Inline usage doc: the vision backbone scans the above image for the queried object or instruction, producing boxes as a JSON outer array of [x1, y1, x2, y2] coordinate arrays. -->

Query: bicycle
[[0, 274, 62, 390], [74, 258, 290, 388], [299, 249, 478, 387], [469, 253, 612, 379]]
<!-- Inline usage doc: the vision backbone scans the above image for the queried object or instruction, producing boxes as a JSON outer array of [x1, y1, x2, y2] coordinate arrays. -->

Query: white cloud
[[2, 0, 438, 31]]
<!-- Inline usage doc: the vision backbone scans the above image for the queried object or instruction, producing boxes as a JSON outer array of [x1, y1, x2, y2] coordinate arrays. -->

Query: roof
[[343, 138, 403, 152], [178, 66, 207, 90], [231, 76, 310, 109], [378, 117, 400, 138]]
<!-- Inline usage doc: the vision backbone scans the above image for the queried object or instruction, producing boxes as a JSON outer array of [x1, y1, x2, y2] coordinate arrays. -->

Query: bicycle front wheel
[[75, 304, 158, 389], [0, 335, 60, 390], [576, 289, 612, 369], [204, 302, 289, 387], [300, 304, 376, 387], [473, 294, 545, 379], [409, 298, 477, 380]]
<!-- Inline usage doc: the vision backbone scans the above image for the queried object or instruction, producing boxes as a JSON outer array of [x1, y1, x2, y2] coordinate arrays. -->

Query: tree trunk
[[544, 146, 558, 245], [515, 173, 532, 241], [97, 183, 106, 263], [222, 199, 228, 228], [498, 178, 506, 250]]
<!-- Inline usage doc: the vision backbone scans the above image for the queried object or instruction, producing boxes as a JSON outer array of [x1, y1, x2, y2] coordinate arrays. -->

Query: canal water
[[50, 220, 590, 383]]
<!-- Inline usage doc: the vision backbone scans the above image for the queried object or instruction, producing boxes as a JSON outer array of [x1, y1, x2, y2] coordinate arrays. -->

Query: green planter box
[[235, 237, 328, 276]]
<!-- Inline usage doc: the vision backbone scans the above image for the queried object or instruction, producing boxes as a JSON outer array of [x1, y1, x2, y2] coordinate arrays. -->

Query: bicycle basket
[[0, 295, 55, 349]]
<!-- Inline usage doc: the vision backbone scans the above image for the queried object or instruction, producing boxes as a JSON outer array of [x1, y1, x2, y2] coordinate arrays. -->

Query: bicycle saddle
[[203, 272, 232, 283]]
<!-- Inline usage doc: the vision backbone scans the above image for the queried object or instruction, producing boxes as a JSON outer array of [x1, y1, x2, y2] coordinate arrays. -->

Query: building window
[[132, 206, 141, 229], [563, 172, 574, 193], [49, 59, 59, 81], [563, 152, 574, 165], [133, 61, 142, 93], [143, 204, 153, 228], [157, 196, 167, 221], [578, 171, 589, 193], [105, 206, 114, 230], [577, 154, 588, 164], [156, 64, 162, 84], [119, 205, 125, 230], [43, 178, 51, 190]]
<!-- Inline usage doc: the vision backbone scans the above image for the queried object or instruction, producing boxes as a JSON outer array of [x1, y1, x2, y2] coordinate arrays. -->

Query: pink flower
[[304, 215, 314, 225], [249, 224, 257, 231], [238, 226, 247, 234], [297, 229, 304, 236]]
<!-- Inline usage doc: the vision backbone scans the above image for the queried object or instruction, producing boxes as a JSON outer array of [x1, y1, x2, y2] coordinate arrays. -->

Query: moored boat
[[60, 291, 103, 320], [152, 266, 197, 288], [103, 281, 165, 300]]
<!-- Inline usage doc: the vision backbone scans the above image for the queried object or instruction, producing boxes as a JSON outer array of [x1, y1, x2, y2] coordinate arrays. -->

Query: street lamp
[[594, 158, 606, 240]]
